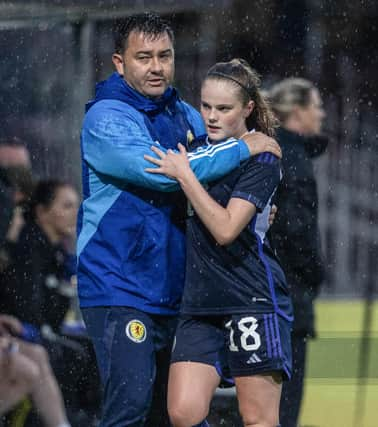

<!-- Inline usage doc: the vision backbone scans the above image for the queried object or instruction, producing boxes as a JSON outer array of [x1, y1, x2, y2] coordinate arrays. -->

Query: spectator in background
[[0, 138, 34, 272], [0, 165, 70, 426], [267, 78, 327, 427], [1, 179, 79, 332], [0, 138, 31, 169], [0, 180, 100, 425], [0, 314, 71, 427], [0, 164, 13, 248]]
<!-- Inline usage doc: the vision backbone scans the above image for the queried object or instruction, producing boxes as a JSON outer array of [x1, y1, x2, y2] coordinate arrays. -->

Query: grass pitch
[[300, 300, 378, 427]]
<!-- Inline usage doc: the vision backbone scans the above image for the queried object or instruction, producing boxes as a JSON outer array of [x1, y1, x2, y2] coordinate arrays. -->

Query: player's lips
[[207, 125, 221, 131]]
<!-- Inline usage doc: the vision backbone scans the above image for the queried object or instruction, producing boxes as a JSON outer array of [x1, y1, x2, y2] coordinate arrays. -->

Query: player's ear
[[244, 100, 254, 118]]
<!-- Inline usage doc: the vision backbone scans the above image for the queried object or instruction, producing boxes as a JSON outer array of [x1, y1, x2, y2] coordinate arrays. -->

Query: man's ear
[[112, 53, 124, 75]]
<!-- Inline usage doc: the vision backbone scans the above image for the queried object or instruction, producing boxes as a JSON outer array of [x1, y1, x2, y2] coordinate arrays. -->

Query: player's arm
[[154, 144, 255, 245], [183, 182, 257, 246], [146, 144, 279, 245]]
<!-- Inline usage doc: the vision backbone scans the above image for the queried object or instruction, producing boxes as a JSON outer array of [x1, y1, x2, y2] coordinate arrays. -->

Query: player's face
[[296, 88, 325, 136], [112, 30, 174, 99], [200, 79, 253, 142]]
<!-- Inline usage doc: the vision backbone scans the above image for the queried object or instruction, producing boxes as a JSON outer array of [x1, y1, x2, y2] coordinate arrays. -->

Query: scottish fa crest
[[125, 319, 147, 343]]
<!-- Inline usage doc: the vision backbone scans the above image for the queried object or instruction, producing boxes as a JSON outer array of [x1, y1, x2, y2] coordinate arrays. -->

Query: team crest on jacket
[[125, 319, 146, 343], [186, 130, 194, 144]]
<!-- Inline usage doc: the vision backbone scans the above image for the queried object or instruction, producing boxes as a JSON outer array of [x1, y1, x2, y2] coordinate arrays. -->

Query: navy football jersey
[[181, 153, 292, 320]]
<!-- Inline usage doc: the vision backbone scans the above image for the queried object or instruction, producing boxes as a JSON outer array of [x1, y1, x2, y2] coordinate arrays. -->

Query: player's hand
[[242, 132, 282, 158], [144, 143, 191, 180], [269, 204, 278, 225]]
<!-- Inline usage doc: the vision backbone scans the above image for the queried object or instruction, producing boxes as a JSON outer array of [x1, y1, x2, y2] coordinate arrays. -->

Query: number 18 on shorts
[[224, 312, 292, 380]]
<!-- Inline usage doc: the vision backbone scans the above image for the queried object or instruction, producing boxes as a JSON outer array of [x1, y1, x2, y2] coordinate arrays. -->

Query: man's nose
[[150, 56, 163, 73]]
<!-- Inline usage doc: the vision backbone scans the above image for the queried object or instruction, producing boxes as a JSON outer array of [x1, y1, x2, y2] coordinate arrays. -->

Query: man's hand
[[242, 132, 282, 158]]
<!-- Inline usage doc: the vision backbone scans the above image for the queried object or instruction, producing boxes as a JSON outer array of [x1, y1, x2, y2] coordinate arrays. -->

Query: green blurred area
[[300, 300, 378, 427], [307, 337, 378, 379]]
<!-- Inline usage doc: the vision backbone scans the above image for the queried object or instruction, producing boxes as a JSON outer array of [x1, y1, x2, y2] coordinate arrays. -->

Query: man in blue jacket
[[77, 12, 280, 427]]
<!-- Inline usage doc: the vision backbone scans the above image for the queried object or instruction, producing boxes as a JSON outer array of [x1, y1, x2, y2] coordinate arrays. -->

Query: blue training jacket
[[77, 73, 250, 315]]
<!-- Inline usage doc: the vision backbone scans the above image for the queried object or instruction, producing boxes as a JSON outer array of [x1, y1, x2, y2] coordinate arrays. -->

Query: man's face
[[112, 30, 174, 98]]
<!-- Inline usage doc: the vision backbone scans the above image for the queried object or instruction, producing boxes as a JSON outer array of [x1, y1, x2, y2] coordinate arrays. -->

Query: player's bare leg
[[168, 361, 220, 427], [235, 372, 282, 427]]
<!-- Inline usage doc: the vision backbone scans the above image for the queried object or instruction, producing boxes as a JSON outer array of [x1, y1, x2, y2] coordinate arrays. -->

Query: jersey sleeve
[[231, 153, 281, 212], [82, 102, 250, 192]]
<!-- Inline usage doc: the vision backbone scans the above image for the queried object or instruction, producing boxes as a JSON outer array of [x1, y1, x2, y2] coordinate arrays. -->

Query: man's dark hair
[[113, 12, 174, 54]]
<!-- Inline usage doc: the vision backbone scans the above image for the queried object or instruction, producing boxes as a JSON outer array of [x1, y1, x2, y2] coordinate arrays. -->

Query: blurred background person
[[0, 168, 70, 427], [0, 161, 14, 250], [0, 138, 34, 272], [0, 179, 101, 426], [0, 179, 78, 330], [267, 78, 328, 427], [0, 314, 71, 427], [0, 138, 34, 240]]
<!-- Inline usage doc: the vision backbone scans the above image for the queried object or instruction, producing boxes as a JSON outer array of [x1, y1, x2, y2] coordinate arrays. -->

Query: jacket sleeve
[[82, 105, 250, 192], [188, 137, 250, 184]]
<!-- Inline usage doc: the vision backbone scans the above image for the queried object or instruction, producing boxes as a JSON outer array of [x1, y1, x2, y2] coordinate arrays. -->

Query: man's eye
[[219, 107, 231, 112], [137, 56, 149, 61]]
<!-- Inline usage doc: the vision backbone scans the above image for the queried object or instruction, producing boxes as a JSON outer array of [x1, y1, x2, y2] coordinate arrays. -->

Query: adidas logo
[[246, 353, 261, 364]]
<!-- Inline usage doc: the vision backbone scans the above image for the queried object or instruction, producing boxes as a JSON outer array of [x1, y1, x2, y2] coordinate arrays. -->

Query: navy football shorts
[[171, 312, 292, 383]]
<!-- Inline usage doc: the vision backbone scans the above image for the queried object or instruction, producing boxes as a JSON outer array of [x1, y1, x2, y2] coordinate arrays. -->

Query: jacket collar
[[277, 127, 328, 158], [86, 72, 179, 114]]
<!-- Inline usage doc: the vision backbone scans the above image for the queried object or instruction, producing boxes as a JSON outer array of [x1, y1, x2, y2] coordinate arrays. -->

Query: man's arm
[[185, 133, 281, 184], [83, 102, 280, 192]]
